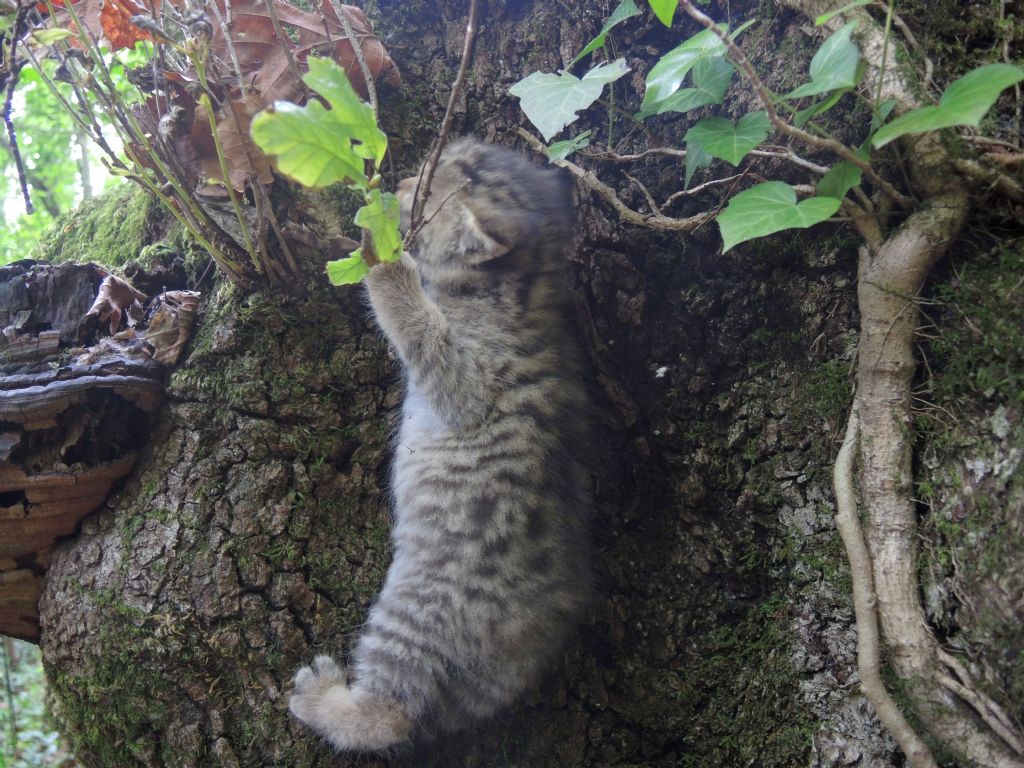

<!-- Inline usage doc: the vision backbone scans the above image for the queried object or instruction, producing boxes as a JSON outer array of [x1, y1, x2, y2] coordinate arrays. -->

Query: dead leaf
[[100, 0, 151, 50], [145, 290, 200, 366], [210, 0, 400, 105], [216, 94, 274, 192], [84, 275, 148, 335]]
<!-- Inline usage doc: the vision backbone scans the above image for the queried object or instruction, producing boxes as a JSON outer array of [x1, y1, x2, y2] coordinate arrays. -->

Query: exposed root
[[833, 406, 938, 768], [778, 1, 1024, 765]]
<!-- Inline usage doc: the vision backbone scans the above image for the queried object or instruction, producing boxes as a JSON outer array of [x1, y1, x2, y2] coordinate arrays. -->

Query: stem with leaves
[[676, 0, 913, 209]]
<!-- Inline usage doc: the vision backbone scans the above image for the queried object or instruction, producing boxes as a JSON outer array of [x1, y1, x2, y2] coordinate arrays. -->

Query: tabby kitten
[[288, 137, 592, 752]]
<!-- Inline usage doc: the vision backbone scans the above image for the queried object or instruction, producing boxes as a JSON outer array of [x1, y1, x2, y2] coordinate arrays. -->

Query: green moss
[[924, 241, 1024, 415], [650, 593, 815, 767], [31, 184, 163, 267]]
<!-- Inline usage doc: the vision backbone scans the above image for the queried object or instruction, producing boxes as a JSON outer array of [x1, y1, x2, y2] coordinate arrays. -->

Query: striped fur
[[288, 139, 592, 752]]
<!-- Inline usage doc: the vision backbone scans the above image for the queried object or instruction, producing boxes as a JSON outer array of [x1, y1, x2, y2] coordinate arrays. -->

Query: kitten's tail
[[289, 655, 412, 752]]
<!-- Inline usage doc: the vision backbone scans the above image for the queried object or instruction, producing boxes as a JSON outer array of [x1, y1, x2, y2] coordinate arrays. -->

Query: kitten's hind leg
[[288, 655, 413, 752]]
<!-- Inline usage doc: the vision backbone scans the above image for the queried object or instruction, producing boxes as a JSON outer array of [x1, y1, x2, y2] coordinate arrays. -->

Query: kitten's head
[[396, 137, 574, 272]]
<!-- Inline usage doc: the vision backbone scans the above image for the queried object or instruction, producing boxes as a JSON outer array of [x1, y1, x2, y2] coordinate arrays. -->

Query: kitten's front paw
[[289, 655, 346, 725], [288, 655, 413, 752]]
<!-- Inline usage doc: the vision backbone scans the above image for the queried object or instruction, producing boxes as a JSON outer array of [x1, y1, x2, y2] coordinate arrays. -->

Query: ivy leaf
[[870, 99, 898, 133], [872, 63, 1024, 148], [793, 88, 848, 127], [816, 161, 862, 199], [547, 130, 592, 160], [326, 251, 370, 285], [685, 111, 771, 166], [639, 28, 728, 113], [571, 0, 641, 65], [788, 23, 860, 99], [684, 140, 712, 188], [303, 57, 387, 164], [510, 59, 629, 141], [649, 56, 735, 116], [717, 182, 841, 251], [354, 189, 402, 263], [648, 0, 677, 27]]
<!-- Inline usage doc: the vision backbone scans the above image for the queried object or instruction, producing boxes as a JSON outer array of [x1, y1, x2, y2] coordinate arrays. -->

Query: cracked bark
[[33, 1, 1024, 766]]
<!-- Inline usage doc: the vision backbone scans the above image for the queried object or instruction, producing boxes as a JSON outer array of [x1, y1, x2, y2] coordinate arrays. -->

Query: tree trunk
[[35, 1, 1023, 766]]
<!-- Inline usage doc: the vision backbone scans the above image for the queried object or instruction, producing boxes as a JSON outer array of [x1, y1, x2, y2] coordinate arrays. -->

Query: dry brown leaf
[[84, 275, 148, 335], [210, 0, 400, 105], [99, 0, 151, 51], [216, 94, 274, 192]]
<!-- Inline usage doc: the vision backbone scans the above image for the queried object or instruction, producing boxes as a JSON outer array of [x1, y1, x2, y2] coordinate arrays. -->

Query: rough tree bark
[[31, 1, 1023, 767]]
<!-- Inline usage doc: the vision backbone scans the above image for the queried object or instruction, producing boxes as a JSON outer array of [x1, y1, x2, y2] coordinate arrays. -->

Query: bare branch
[[405, 0, 480, 247], [517, 128, 714, 232], [2, 8, 33, 214], [662, 173, 745, 206], [330, 0, 377, 116], [624, 172, 662, 217], [954, 158, 1024, 204]]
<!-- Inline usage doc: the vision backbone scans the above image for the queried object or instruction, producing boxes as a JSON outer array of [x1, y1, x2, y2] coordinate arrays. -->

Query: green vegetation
[[250, 57, 401, 283], [509, 0, 1024, 250], [0, 641, 74, 768]]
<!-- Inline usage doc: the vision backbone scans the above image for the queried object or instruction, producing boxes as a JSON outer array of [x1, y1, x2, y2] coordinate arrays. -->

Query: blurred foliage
[[1, 65, 80, 264], [0, 639, 76, 768]]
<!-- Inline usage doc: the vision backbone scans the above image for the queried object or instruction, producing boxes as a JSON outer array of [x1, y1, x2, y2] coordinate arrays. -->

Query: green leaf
[[815, 0, 872, 26], [793, 88, 848, 127], [250, 58, 386, 189], [29, 28, 78, 45], [651, 56, 735, 116], [302, 57, 387, 164], [685, 140, 712, 188], [872, 63, 1024, 148], [817, 161, 862, 199], [788, 23, 860, 99], [326, 251, 370, 285], [870, 99, 897, 133], [648, 0, 677, 27], [510, 59, 629, 141], [572, 0, 641, 65], [354, 189, 402, 263], [717, 181, 841, 251], [684, 111, 771, 166], [251, 101, 368, 188], [547, 130, 592, 160], [639, 27, 729, 113]]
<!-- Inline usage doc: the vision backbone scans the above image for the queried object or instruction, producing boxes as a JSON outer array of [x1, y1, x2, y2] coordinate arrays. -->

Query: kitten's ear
[[461, 205, 515, 264], [458, 193, 533, 264]]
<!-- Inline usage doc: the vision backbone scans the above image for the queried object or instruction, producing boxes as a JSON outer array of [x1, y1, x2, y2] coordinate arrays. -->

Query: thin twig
[[262, 0, 303, 97], [330, 0, 377, 116], [3, 7, 33, 214], [677, 0, 913, 209], [751, 147, 829, 175], [255, 183, 300, 277], [518, 127, 715, 232], [406, 0, 480, 248], [208, 0, 248, 91], [663, 173, 744, 206], [586, 146, 687, 162], [624, 172, 662, 216]]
